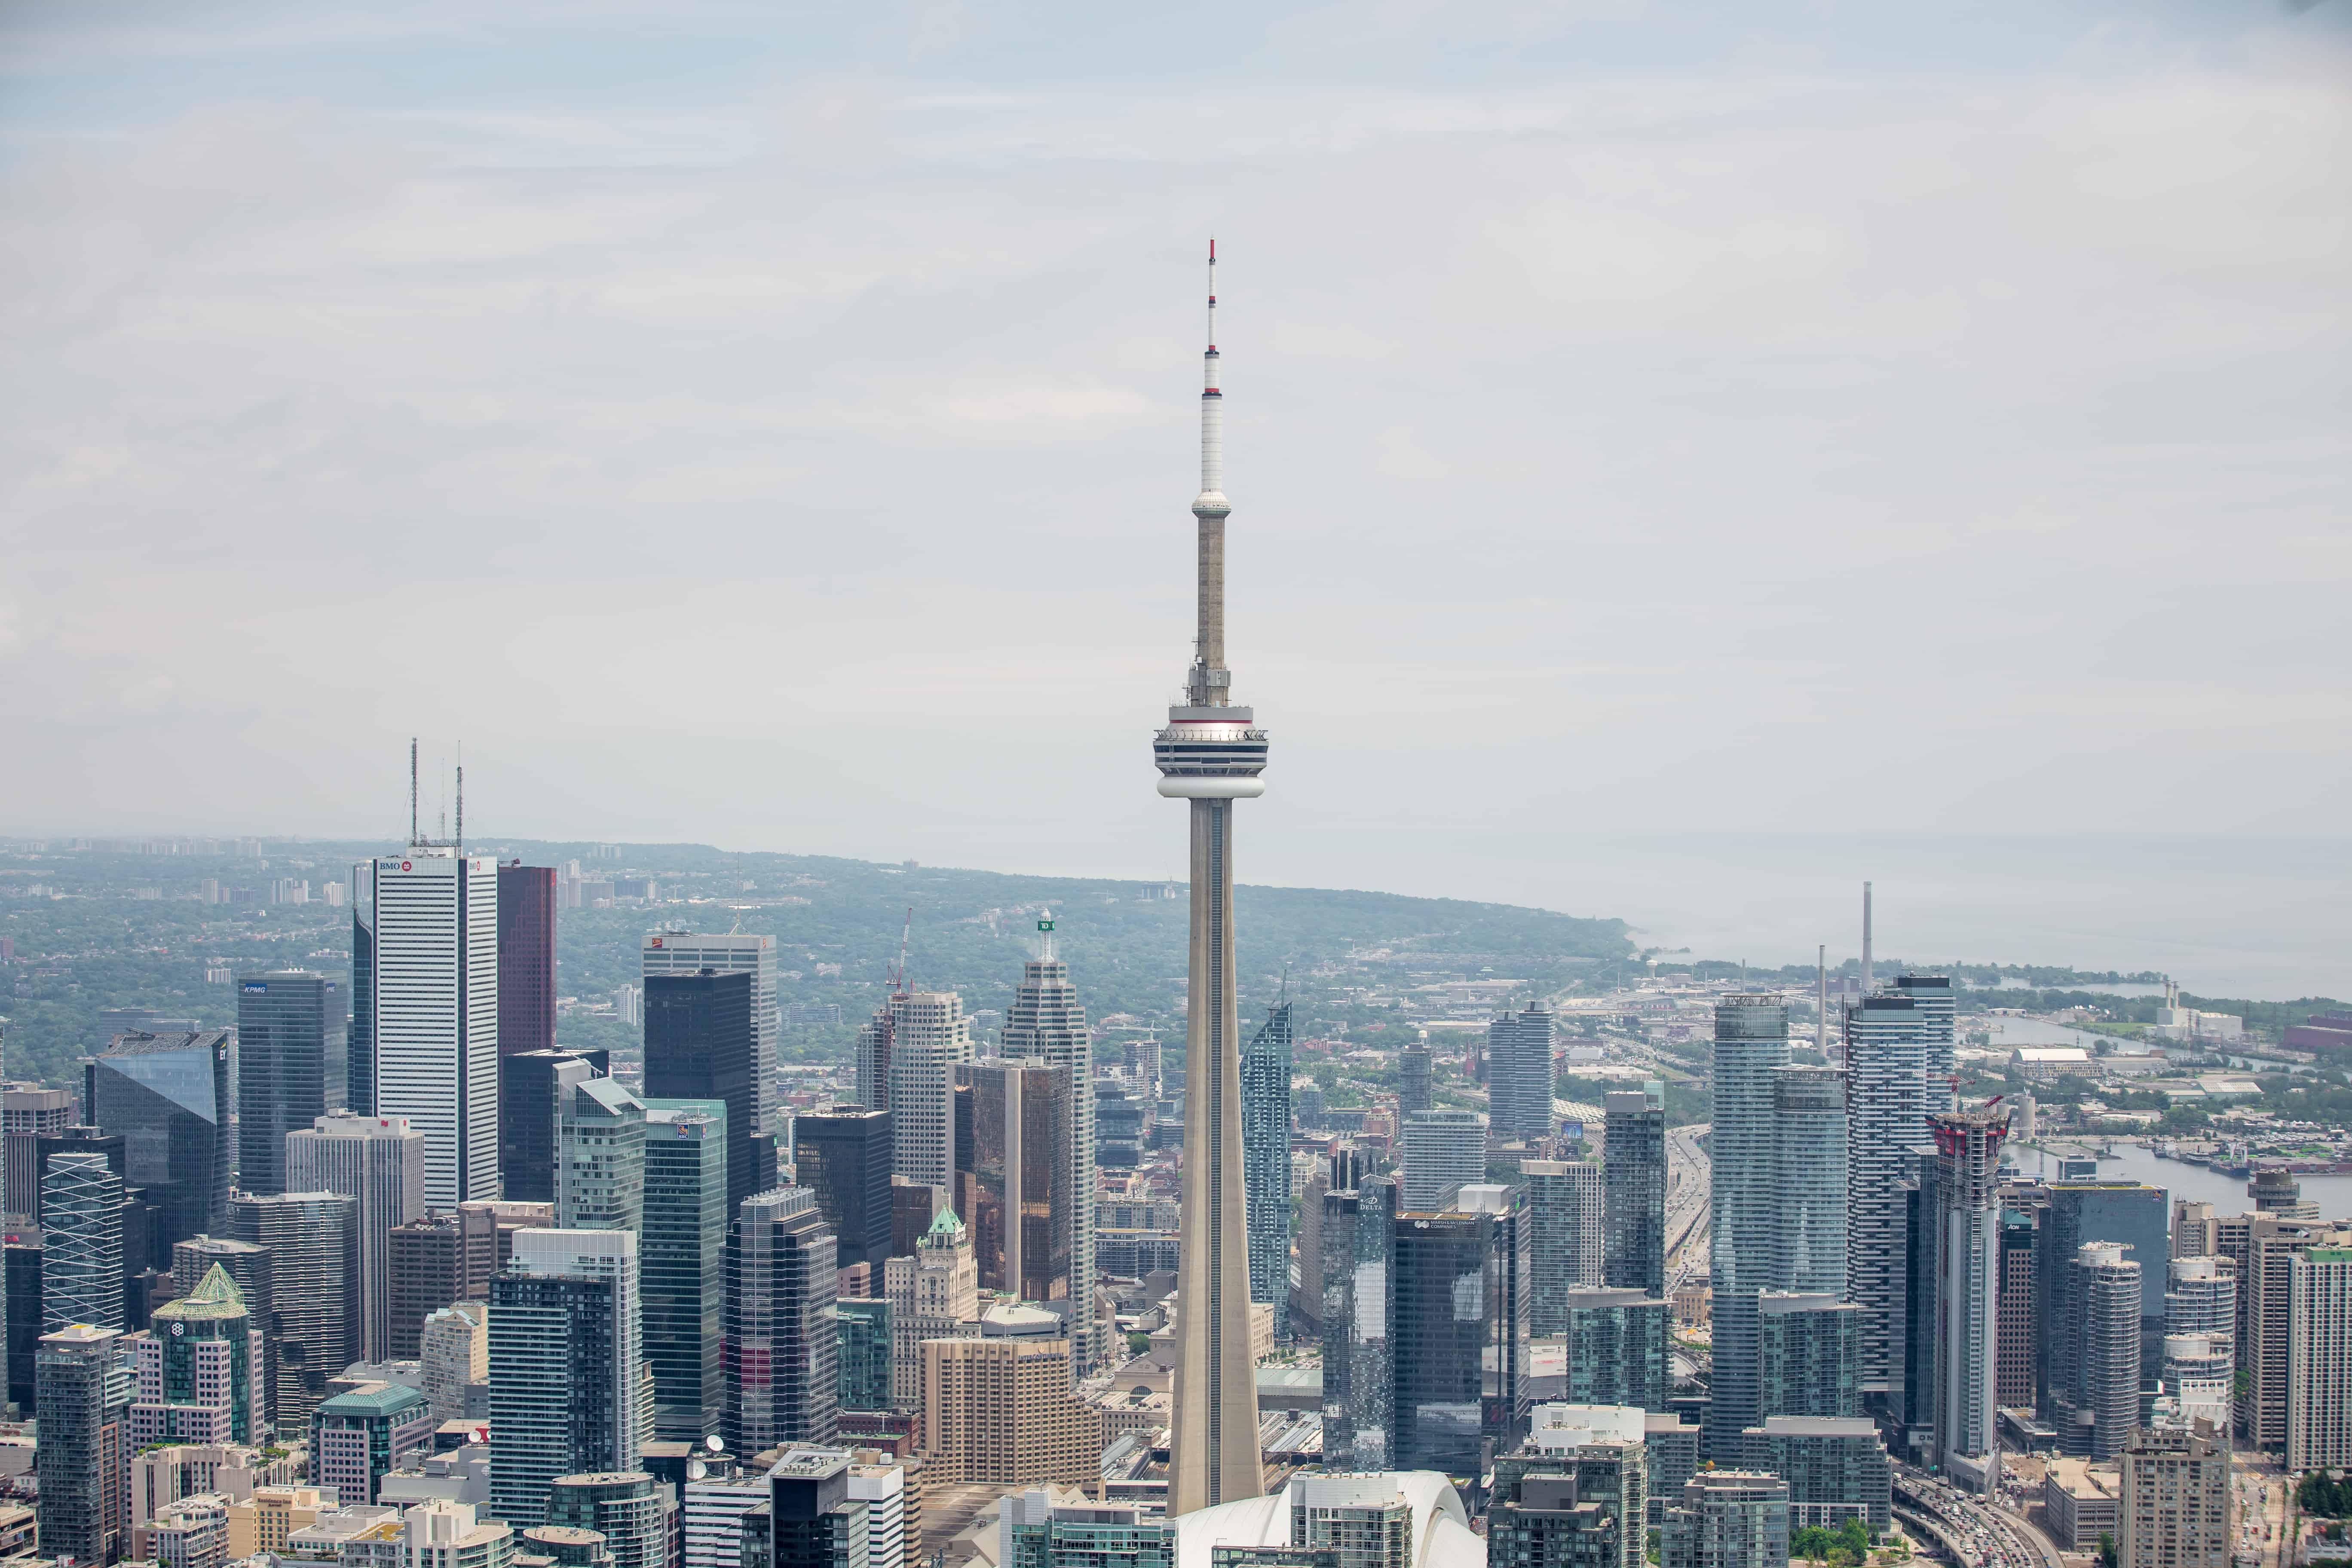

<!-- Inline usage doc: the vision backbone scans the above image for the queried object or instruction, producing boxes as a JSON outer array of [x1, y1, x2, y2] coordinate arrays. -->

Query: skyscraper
[[2163, 1255, 2236, 1374], [1603, 1082, 1666, 1296], [489, 1229, 644, 1526], [1317, 1173, 1394, 1472], [854, 1000, 894, 1115], [498, 1049, 606, 1205], [1524, 1160, 1605, 1333], [1562, 1287, 1672, 1411], [349, 851, 499, 1207], [1239, 997, 1293, 1340], [40, 1152, 124, 1331], [1843, 977, 1953, 1403], [920, 1336, 1103, 1487], [2041, 1182, 2168, 1422], [1997, 1209, 2040, 1414], [724, 1187, 839, 1455], [1488, 1007, 1558, 1144], [951, 1060, 1072, 1305], [85, 1029, 233, 1249], [997, 919, 1100, 1373], [882, 990, 973, 1191], [836, 1298, 892, 1414], [496, 864, 557, 1057], [2233, 1216, 2348, 1453], [556, 1077, 647, 1232], [1914, 1106, 2007, 1491], [3, 1083, 75, 1225], [1400, 1109, 1486, 1213], [644, 969, 771, 1219], [236, 972, 344, 1194], [641, 933, 779, 1201], [884, 1205, 978, 1413], [1390, 1184, 1529, 1475], [1758, 1293, 1864, 1420], [287, 1113, 428, 1363], [35, 1322, 132, 1565], [1155, 240, 1270, 1519], [791, 1109, 892, 1273], [130, 1263, 265, 1447], [2287, 1245, 2352, 1470], [642, 1099, 727, 1443], [1398, 1041, 1433, 1117], [387, 1207, 496, 1359], [2067, 1243, 2144, 1461], [230, 1189, 358, 1433], [1706, 996, 1789, 1461]]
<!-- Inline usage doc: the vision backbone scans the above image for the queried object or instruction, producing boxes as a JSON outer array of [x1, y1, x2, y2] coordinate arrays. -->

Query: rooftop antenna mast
[[454, 744, 463, 852], [409, 738, 420, 846], [889, 906, 913, 994]]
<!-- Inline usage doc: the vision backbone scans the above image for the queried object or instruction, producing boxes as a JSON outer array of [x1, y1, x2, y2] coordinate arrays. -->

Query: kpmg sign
[[242, 982, 268, 994]]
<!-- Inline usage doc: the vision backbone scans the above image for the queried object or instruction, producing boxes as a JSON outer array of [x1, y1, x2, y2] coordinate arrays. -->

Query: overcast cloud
[[2, 2, 2347, 915]]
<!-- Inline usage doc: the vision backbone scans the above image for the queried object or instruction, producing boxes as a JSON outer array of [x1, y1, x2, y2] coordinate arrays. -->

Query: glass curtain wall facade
[[1604, 1081, 1666, 1295], [643, 969, 771, 1219], [85, 1030, 233, 1250], [793, 1109, 893, 1272], [1239, 999, 1294, 1339], [643, 1099, 727, 1443], [235, 972, 342, 1193], [1525, 1160, 1605, 1334]]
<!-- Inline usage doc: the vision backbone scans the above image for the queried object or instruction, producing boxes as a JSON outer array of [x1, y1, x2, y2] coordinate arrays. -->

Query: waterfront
[[2016, 1139, 2352, 1220]]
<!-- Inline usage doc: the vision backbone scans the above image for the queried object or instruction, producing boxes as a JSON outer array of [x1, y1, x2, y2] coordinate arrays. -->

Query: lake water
[[2015, 1141, 2352, 1221], [1231, 830, 2352, 1002]]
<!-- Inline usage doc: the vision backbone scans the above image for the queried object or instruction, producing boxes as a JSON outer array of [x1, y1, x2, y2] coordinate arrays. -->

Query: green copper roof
[[925, 1206, 966, 1239], [153, 1264, 247, 1322]]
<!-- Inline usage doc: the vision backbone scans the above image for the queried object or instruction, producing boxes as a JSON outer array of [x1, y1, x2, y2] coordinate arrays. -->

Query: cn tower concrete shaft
[[1169, 794, 1263, 1513]]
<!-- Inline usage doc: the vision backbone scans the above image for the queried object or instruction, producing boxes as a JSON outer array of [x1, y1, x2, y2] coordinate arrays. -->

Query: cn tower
[[1158, 239, 1269, 1515]]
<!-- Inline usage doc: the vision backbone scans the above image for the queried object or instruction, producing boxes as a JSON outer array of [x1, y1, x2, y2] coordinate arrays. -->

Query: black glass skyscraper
[[498, 1048, 609, 1204], [236, 971, 343, 1196], [83, 1030, 231, 1251], [645, 970, 772, 1216], [1390, 1187, 1529, 1477], [793, 1108, 892, 1272]]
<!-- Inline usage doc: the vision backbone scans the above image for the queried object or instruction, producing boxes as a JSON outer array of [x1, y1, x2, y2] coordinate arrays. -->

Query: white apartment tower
[[351, 851, 499, 1208]]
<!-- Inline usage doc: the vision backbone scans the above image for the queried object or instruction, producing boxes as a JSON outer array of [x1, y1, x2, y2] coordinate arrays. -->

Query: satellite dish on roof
[[705, 1435, 723, 1453], [687, 1460, 706, 1481]]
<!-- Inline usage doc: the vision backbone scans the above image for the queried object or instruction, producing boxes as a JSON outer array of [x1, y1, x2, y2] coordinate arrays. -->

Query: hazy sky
[[3, 3, 2348, 934]]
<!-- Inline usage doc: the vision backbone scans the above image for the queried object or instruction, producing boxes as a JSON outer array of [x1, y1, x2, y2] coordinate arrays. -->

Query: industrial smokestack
[[1861, 880, 1874, 994]]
